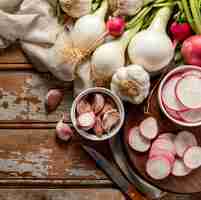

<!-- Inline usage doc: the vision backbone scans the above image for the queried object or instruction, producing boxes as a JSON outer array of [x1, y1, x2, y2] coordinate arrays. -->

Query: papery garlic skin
[[71, 0, 108, 50], [111, 65, 150, 104], [109, 0, 144, 16], [59, 0, 93, 18]]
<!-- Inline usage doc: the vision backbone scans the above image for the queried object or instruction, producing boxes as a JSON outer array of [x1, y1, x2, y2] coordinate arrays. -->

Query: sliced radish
[[164, 105, 182, 120], [183, 146, 201, 169], [158, 133, 176, 142], [77, 112, 96, 130], [182, 69, 201, 78], [128, 127, 151, 153], [139, 117, 158, 140], [146, 156, 171, 180], [176, 75, 201, 109], [178, 109, 201, 123], [162, 75, 187, 111], [172, 159, 192, 176], [174, 131, 197, 158]]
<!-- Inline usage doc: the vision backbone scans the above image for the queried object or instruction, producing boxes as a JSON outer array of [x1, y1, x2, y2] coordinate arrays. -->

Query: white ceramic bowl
[[71, 87, 125, 141], [158, 65, 201, 127]]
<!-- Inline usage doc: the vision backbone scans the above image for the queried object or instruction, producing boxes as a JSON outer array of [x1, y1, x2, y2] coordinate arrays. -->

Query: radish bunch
[[128, 117, 201, 180], [76, 93, 120, 137], [161, 66, 201, 123]]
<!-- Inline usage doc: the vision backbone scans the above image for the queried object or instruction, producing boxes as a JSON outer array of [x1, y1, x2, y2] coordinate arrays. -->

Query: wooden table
[[0, 44, 199, 200]]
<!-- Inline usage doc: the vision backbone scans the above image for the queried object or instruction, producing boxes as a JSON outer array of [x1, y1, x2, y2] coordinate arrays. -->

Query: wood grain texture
[[0, 129, 112, 184], [0, 71, 73, 124]]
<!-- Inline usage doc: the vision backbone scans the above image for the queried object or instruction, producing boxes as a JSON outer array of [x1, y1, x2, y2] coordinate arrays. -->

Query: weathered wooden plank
[[0, 189, 125, 200], [0, 45, 28, 64], [0, 64, 32, 70], [0, 129, 111, 183], [0, 71, 73, 123]]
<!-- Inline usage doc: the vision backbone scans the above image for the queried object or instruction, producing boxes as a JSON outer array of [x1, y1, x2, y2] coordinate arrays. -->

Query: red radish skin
[[164, 105, 182, 120], [139, 117, 158, 140], [172, 159, 192, 177], [183, 146, 201, 170], [176, 75, 201, 109], [178, 109, 201, 123], [128, 127, 151, 153], [182, 69, 201, 78], [162, 75, 187, 111], [182, 35, 201, 67], [174, 131, 197, 158], [77, 112, 96, 130], [146, 156, 171, 180], [106, 16, 125, 37]]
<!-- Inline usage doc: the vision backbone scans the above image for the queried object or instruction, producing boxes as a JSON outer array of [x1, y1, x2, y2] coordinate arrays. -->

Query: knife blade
[[82, 145, 150, 200], [109, 131, 166, 199]]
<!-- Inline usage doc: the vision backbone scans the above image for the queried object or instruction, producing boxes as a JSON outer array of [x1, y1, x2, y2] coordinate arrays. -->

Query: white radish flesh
[[174, 131, 197, 158], [77, 112, 96, 130], [176, 75, 201, 109], [146, 156, 171, 180], [158, 133, 176, 142], [184, 146, 201, 169], [128, 127, 151, 153], [139, 117, 158, 140], [172, 159, 192, 176], [162, 75, 187, 111], [179, 109, 201, 123]]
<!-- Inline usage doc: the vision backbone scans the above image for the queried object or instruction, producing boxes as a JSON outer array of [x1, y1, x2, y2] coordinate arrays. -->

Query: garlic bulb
[[111, 65, 150, 104], [91, 26, 140, 88], [109, 0, 145, 16], [59, 0, 93, 18]]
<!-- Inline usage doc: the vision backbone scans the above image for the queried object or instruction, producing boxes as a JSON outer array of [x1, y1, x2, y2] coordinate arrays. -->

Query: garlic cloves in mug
[[45, 89, 64, 113], [59, 0, 93, 18], [56, 115, 73, 141]]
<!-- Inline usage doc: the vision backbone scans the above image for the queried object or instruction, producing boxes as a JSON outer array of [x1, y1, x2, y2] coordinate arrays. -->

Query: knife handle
[[127, 185, 151, 200]]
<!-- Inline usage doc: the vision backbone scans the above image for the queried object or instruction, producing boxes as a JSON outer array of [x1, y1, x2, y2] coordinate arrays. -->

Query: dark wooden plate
[[123, 87, 201, 194]]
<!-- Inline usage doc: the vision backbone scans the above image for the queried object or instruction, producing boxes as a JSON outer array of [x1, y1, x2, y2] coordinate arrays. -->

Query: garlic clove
[[92, 93, 105, 114], [56, 116, 73, 141], [102, 109, 120, 132], [45, 89, 64, 113]]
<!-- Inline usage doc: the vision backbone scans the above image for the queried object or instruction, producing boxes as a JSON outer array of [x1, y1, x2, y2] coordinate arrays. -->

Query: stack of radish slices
[[161, 68, 201, 123], [128, 117, 201, 180]]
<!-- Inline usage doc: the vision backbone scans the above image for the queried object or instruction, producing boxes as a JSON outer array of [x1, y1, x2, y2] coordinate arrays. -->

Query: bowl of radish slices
[[71, 87, 125, 141], [158, 65, 201, 127]]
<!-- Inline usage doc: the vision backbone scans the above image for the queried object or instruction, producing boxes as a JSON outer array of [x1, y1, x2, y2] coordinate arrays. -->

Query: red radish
[[146, 156, 171, 180], [162, 75, 187, 111], [182, 36, 201, 67], [139, 117, 158, 140], [92, 93, 105, 114], [172, 159, 192, 177], [178, 109, 201, 123], [128, 127, 151, 153], [106, 16, 125, 37], [183, 146, 201, 169], [174, 131, 197, 158], [158, 133, 176, 141], [77, 112, 96, 130], [182, 69, 201, 78], [164, 105, 181, 120], [170, 22, 192, 46], [76, 99, 92, 115], [176, 75, 201, 109]]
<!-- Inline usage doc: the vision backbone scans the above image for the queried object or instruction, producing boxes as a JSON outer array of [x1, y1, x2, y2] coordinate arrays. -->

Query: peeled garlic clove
[[102, 109, 120, 132], [92, 93, 105, 114], [56, 117, 73, 141], [76, 98, 92, 115], [59, 0, 93, 18], [45, 89, 64, 113]]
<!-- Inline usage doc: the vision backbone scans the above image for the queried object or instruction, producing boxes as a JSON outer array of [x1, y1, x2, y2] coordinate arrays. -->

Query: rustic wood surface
[[0, 45, 199, 199]]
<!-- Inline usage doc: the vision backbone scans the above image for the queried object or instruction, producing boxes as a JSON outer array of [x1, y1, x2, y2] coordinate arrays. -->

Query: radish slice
[[178, 109, 201, 123], [174, 131, 197, 158], [162, 75, 187, 111], [128, 127, 151, 153], [183, 146, 201, 169], [77, 112, 96, 130], [164, 106, 182, 120], [146, 156, 171, 180], [172, 159, 192, 176], [139, 117, 158, 140], [182, 69, 201, 78], [176, 75, 201, 109], [158, 133, 176, 141]]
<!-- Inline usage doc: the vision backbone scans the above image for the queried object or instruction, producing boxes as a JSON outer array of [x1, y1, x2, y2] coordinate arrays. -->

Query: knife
[[82, 145, 150, 200], [109, 131, 166, 199]]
